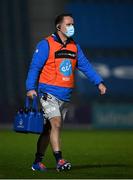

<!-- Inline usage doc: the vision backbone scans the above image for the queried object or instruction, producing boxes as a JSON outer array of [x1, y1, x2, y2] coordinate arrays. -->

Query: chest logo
[[60, 59, 72, 76]]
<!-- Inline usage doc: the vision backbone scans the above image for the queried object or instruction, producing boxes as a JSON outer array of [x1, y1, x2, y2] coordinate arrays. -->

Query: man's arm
[[76, 44, 106, 95], [26, 40, 49, 98]]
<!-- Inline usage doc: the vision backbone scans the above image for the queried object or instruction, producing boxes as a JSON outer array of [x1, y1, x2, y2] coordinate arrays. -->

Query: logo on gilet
[[60, 59, 72, 76]]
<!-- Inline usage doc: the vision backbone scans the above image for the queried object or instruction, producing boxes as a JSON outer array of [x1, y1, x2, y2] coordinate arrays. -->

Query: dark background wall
[[0, 0, 30, 105], [1, 0, 133, 128], [0, 0, 67, 124]]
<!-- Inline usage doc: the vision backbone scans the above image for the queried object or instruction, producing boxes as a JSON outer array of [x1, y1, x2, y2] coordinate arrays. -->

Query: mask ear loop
[[56, 24, 61, 31]]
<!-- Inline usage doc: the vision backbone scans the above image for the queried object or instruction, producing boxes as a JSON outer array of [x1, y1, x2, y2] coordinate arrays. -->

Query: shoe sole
[[31, 166, 47, 171], [32, 167, 35, 171], [56, 163, 71, 172]]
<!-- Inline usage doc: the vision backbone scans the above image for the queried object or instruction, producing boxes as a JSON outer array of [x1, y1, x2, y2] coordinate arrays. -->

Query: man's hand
[[26, 90, 37, 99], [98, 83, 107, 95]]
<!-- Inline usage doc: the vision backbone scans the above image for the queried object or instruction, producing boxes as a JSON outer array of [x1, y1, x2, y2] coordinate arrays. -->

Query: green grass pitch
[[0, 129, 133, 179]]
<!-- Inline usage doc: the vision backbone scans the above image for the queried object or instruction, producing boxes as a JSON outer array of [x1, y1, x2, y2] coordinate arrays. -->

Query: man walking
[[26, 13, 106, 171]]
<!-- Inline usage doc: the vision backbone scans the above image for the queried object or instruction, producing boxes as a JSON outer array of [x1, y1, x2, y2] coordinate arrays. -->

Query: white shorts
[[40, 93, 69, 121]]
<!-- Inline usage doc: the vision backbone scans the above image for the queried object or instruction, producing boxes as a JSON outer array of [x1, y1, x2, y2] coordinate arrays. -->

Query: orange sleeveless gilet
[[39, 35, 77, 88]]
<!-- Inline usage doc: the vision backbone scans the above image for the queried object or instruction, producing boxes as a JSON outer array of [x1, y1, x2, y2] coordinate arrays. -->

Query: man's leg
[[33, 121, 51, 164], [49, 116, 62, 152], [49, 116, 63, 162], [49, 116, 71, 171], [32, 121, 51, 171]]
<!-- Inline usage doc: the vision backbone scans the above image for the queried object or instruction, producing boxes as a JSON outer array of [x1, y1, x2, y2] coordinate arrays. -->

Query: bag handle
[[32, 95, 38, 112], [25, 96, 30, 109], [25, 96, 38, 112]]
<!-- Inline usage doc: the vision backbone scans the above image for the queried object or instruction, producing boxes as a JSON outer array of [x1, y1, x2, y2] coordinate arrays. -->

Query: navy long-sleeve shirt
[[26, 34, 103, 101]]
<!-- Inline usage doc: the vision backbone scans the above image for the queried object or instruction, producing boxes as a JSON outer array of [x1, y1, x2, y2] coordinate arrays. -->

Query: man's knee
[[50, 116, 62, 129]]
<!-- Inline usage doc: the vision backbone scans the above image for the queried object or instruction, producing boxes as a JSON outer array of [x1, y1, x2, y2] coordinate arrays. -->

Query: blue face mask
[[65, 25, 75, 37]]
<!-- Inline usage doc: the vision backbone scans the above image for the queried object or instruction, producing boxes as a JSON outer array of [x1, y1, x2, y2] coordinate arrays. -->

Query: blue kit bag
[[13, 96, 44, 134]]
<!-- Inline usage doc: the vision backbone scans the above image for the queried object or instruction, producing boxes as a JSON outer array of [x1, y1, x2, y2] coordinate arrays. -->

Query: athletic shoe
[[56, 159, 71, 172], [31, 162, 47, 171]]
